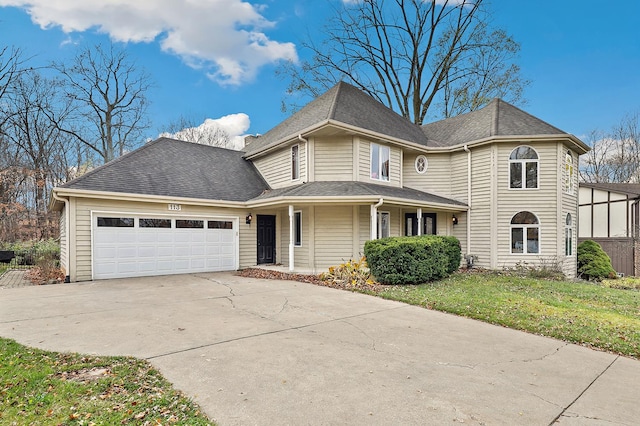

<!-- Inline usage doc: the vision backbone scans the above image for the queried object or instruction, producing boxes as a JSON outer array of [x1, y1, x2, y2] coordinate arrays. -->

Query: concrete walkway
[[0, 272, 638, 425]]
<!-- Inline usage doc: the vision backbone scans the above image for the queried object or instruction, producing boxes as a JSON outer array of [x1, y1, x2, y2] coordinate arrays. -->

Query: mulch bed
[[237, 268, 384, 292]]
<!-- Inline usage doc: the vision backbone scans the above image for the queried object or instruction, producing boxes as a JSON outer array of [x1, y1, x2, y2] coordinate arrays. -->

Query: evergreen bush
[[577, 240, 616, 281], [364, 235, 461, 285]]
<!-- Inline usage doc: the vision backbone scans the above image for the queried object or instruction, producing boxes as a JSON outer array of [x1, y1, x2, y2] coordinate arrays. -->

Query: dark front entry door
[[405, 213, 437, 236], [257, 215, 276, 264]]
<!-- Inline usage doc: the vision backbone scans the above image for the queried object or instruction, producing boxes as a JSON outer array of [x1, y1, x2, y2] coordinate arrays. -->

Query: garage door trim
[[90, 210, 240, 280]]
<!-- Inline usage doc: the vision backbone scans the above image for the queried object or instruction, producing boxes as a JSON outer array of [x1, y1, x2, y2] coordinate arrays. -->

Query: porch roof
[[247, 181, 468, 210]]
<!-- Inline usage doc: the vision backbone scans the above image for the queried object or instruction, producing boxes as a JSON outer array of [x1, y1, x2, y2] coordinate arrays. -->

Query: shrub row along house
[[51, 82, 589, 282]]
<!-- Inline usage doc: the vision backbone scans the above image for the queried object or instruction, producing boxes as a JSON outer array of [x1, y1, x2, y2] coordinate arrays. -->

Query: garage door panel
[[137, 246, 157, 257], [93, 215, 237, 280]]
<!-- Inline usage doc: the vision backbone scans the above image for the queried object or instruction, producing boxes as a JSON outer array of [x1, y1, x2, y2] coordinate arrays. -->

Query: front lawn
[[375, 271, 640, 359], [0, 338, 214, 425]]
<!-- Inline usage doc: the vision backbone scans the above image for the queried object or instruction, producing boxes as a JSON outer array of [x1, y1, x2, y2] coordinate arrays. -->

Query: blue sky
[[0, 0, 638, 146]]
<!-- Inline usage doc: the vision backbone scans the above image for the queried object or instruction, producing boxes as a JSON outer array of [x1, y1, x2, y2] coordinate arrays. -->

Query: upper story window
[[509, 146, 538, 189], [564, 150, 574, 194], [415, 155, 428, 174], [291, 144, 300, 180], [510, 211, 539, 254], [371, 143, 390, 181]]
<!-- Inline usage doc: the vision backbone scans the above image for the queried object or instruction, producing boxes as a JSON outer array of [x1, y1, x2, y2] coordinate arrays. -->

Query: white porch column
[[417, 208, 422, 236], [370, 198, 384, 240], [288, 205, 295, 272], [370, 204, 377, 240]]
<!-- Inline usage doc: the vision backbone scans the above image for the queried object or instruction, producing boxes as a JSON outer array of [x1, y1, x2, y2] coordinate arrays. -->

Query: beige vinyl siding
[[314, 205, 353, 270], [70, 197, 247, 282], [59, 208, 68, 274], [252, 142, 306, 189], [314, 136, 353, 181], [450, 151, 470, 202], [495, 142, 562, 269], [467, 145, 493, 268], [359, 205, 371, 256], [403, 152, 453, 197]]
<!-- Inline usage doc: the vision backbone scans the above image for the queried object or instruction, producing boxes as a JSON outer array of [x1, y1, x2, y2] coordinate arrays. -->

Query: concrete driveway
[[1, 272, 638, 425]]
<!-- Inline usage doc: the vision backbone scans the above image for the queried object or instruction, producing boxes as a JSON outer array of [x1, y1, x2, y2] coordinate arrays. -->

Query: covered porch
[[246, 181, 468, 273]]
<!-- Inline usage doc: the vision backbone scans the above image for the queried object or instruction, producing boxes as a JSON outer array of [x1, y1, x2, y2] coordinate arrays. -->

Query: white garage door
[[92, 214, 238, 279]]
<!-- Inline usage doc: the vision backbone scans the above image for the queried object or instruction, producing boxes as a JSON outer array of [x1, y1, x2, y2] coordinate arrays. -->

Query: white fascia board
[[52, 187, 247, 208]]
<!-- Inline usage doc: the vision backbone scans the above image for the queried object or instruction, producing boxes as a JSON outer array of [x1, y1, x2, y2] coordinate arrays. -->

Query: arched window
[[509, 146, 538, 189], [511, 211, 539, 254], [564, 150, 574, 194], [565, 213, 573, 256]]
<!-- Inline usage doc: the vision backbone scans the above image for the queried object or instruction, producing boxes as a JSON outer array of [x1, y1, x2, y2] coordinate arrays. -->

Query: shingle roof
[[421, 98, 568, 147], [580, 182, 640, 197], [59, 137, 269, 202], [249, 181, 467, 207], [243, 81, 429, 156]]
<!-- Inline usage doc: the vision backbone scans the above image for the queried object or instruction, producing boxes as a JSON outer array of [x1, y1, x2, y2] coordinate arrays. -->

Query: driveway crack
[[548, 355, 620, 425]]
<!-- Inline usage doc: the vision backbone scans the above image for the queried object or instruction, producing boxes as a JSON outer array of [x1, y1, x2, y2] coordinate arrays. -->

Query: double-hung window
[[509, 146, 538, 189], [371, 143, 390, 181]]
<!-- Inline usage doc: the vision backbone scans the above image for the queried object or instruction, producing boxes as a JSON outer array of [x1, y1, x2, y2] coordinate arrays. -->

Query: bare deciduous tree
[[52, 43, 152, 163], [160, 115, 231, 148], [2, 70, 72, 239], [281, 0, 528, 124], [580, 113, 640, 183]]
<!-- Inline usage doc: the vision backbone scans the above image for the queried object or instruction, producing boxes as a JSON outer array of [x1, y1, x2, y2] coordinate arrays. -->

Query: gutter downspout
[[371, 198, 384, 240], [52, 191, 71, 283], [463, 145, 472, 258]]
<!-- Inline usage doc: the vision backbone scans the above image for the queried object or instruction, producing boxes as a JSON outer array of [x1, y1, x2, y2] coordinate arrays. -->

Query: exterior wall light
[[452, 214, 458, 226], [246, 213, 253, 225]]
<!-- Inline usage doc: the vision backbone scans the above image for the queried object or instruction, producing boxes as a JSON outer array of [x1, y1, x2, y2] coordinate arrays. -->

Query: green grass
[[0, 338, 214, 425], [375, 272, 640, 359]]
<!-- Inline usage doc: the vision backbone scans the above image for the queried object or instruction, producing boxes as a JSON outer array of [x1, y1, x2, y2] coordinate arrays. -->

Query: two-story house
[[52, 82, 589, 282]]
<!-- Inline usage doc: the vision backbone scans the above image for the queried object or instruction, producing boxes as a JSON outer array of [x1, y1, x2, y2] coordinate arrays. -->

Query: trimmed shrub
[[577, 240, 616, 281], [364, 235, 461, 285]]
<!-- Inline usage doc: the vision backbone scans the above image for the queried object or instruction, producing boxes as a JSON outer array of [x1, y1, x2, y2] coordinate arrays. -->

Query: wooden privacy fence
[[579, 237, 635, 277]]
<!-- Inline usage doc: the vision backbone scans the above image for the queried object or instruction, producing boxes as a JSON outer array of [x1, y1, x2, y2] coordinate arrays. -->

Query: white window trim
[[415, 155, 428, 174], [291, 144, 300, 181], [565, 213, 573, 256], [509, 212, 540, 255], [294, 210, 302, 247], [508, 146, 539, 190], [564, 151, 574, 194], [370, 143, 390, 182]]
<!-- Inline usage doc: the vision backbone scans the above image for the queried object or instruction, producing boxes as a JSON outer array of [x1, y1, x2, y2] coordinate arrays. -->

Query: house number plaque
[[168, 203, 181, 211]]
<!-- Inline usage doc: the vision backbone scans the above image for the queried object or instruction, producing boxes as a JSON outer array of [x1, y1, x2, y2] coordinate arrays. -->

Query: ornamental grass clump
[[364, 235, 461, 285], [320, 257, 375, 288]]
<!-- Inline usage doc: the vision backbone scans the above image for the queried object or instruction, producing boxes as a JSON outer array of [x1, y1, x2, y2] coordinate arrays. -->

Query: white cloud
[[0, 0, 298, 85], [160, 113, 251, 150]]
